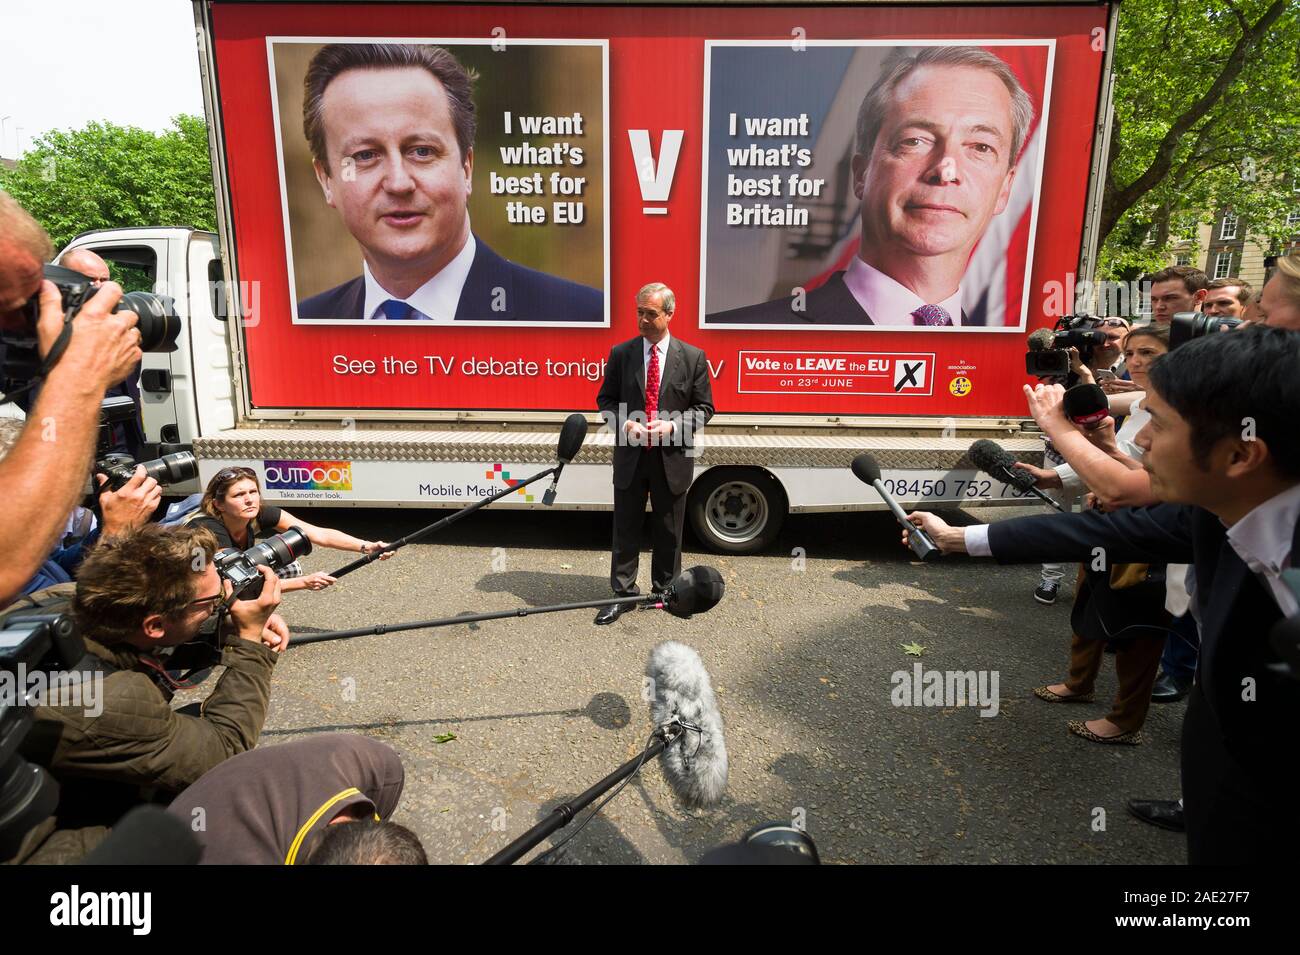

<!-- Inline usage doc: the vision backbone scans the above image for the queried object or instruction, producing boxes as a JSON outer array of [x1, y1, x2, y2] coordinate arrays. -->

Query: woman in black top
[[189, 466, 390, 591]]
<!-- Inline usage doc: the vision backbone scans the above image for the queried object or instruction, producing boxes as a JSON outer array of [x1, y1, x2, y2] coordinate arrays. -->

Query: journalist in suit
[[903, 327, 1300, 864], [707, 46, 1032, 329], [594, 283, 714, 624], [295, 42, 601, 324]]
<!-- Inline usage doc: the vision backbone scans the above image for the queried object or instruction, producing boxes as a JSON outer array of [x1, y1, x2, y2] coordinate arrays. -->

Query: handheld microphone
[[544, 413, 588, 505], [1062, 383, 1110, 429], [850, 453, 939, 561], [967, 439, 1064, 511]]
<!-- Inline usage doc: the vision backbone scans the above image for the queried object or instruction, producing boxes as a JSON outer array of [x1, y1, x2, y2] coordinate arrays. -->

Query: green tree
[[0, 114, 216, 252], [1100, 0, 1300, 279]]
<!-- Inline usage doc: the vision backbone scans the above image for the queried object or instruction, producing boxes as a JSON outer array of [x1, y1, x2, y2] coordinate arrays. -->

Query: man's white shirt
[[842, 256, 963, 327], [362, 232, 477, 323]]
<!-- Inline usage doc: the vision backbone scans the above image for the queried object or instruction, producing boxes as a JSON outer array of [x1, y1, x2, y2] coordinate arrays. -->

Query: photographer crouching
[[7, 524, 287, 863]]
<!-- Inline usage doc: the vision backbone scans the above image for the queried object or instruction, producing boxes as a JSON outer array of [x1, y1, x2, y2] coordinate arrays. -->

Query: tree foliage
[[1099, 0, 1300, 279], [0, 114, 216, 252]]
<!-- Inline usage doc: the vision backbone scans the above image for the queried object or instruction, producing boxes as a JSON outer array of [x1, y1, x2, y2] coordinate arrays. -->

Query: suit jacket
[[596, 336, 714, 495], [987, 503, 1298, 863], [705, 271, 976, 326], [298, 238, 603, 323]]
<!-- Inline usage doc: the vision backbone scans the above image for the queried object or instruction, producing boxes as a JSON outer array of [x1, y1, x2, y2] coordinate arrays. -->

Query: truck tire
[[687, 468, 787, 555]]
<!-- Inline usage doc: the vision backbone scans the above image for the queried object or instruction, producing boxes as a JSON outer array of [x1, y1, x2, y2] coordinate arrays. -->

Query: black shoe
[[1150, 671, 1191, 703], [1126, 799, 1185, 832], [594, 601, 633, 625], [1033, 578, 1059, 605]]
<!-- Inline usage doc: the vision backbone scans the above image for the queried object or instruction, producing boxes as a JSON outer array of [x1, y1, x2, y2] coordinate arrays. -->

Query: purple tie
[[912, 304, 953, 326]]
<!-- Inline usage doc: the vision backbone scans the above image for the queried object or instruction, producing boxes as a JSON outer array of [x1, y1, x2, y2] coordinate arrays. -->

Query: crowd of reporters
[[4, 176, 1300, 865]]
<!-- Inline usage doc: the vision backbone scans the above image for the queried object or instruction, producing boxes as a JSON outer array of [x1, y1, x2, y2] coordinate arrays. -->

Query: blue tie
[[379, 299, 423, 321]]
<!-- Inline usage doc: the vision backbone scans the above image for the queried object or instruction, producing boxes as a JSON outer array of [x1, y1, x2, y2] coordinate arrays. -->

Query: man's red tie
[[645, 344, 660, 422]]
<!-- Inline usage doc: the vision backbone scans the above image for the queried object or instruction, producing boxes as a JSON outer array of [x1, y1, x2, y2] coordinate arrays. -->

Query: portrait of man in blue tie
[[705, 45, 1037, 330], [293, 43, 603, 325]]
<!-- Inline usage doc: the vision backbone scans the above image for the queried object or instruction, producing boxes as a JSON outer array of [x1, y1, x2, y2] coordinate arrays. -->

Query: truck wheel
[[687, 468, 787, 554]]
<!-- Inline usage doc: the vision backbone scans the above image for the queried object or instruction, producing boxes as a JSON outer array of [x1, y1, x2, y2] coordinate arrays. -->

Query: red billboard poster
[[210, 3, 1109, 416]]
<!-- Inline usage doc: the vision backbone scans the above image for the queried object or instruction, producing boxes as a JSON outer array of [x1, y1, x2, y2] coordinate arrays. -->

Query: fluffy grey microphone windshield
[[646, 642, 728, 809]]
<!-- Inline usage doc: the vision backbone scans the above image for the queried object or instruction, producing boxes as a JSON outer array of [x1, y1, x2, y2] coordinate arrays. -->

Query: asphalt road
[[180, 503, 1188, 865]]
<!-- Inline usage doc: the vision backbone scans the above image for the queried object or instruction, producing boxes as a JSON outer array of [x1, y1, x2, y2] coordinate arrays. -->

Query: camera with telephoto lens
[[93, 396, 197, 491], [1170, 311, 1244, 349], [213, 528, 313, 601], [0, 611, 84, 862], [1, 264, 181, 395]]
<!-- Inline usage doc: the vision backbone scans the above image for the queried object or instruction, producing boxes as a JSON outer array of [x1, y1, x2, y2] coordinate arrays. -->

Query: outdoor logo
[[263, 460, 353, 491], [486, 463, 535, 502], [949, 376, 972, 397]]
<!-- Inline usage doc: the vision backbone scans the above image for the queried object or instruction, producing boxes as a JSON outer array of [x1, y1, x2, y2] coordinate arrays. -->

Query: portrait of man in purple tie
[[704, 45, 1040, 330], [288, 43, 603, 325]]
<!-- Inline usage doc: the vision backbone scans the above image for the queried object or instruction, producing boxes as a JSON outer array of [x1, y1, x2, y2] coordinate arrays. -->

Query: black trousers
[[610, 449, 686, 595]]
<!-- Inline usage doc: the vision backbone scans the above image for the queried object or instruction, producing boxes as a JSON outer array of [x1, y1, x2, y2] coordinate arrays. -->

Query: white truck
[[58, 0, 1119, 553]]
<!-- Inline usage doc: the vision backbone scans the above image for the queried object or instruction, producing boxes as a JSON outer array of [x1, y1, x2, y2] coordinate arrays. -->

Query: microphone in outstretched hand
[[967, 439, 1064, 511], [851, 453, 939, 561]]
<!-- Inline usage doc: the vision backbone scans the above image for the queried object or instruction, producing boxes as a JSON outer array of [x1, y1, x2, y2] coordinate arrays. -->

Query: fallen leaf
[[433, 732, 457, 744], [901, 641, 927, 657]]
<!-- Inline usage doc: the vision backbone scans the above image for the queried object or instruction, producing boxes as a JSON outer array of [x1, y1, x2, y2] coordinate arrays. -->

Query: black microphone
[[544, 413, 589, 505], [82, 806, 202, 865], [967, 439, 1064, 511], [850, 453, 939, 561], [1062, 383, 1110, 429], [660, 565, 725, 619]]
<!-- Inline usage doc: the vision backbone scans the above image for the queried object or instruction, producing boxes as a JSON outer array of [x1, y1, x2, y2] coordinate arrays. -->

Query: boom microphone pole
[[483, 641, 728, 864], [327, 413, 588, 579], [291, 566, 725, 647]]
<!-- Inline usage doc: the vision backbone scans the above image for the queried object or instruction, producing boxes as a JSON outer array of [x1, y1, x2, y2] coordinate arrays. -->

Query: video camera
[[1, 264, 181, 400], [94, 396, 197, 492], [0, 611, 83, 861], [1170, 311, 1244, 349], [214, 528, 312, 601], [1025, 315, 1108, 379]]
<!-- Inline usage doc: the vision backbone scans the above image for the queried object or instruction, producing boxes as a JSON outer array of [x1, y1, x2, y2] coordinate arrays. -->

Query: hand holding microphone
[[851, 453, 939, 561]]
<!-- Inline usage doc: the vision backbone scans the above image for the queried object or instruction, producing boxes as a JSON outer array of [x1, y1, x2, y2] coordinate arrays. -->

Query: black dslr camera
[[94, 396, 197, 492], [1, 263, 181, 400], [214, 528, 312, 601], [0, 611, 84, 861], [1025, 314, 1108, 379], [1169, 311, 1244, 349]]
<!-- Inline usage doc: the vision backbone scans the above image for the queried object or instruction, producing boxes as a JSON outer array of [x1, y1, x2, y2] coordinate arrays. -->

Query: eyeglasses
[[183, 592, 223, 614]]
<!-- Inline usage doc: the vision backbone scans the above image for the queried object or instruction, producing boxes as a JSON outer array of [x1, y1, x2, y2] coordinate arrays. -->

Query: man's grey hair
[[855, 46, 1035, 166], [637, 282, 675, 315]]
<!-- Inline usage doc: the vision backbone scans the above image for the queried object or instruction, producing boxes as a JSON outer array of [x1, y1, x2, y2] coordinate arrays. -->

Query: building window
[[1214, 251, 1233, 279], [1175, 253, 1191, 266], [1219, 212, 1238, 240], [1287, 210, 1300, 232]]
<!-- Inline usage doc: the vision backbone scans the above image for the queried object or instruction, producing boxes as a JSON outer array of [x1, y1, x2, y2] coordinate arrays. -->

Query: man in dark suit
[[594, 283, 714, 624], [902, 327, 1300, 864], [296, 43, 601, 324], [707, 46, 1031, 328]]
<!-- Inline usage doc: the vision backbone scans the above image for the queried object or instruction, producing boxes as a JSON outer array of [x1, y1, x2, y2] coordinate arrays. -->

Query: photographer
[[0, 190, 143, 605], [0, 417, 163, 595], [185, 467, 391, 591], [165, 733, 424, 864], [902, 327, 1300, 864], [19, 524, 289, 841]]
